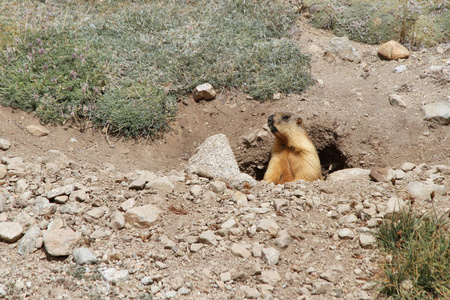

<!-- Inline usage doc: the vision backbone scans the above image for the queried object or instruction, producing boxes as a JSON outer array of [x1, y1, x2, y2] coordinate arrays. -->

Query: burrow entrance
[[236, 124, 349, 180]]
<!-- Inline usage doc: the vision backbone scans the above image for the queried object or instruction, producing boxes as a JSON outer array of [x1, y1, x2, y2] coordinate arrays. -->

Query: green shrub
[[375, 209, 450, 298]]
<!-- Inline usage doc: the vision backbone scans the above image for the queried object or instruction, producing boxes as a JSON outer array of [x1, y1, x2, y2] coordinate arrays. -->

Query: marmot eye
[[282, 115, 290, 120]]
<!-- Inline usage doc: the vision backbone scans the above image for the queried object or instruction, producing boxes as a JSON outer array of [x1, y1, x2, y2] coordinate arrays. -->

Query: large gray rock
[[124, 204, 161, 228], [73, 247, 97, 265], [406, 182, 447, 200], [18, 225, 42, 255], [43, 228, 81, 256], [188, 134, 240, 179], [327, 168, 371, 181], [422, 102, 450, 125], [324, 36, 361, 63]]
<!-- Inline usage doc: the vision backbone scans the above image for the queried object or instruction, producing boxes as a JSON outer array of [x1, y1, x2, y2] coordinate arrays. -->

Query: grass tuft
[[375, 209, 450, 298]]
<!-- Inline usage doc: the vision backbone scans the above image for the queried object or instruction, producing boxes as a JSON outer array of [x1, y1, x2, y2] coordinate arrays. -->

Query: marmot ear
[[297, 117, 303, 126]]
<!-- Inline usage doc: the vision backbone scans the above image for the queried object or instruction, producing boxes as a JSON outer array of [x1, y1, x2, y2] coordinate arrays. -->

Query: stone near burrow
[[209, 181, 227, 193], [47, 218, 64, 231], [0, 166, 6, 179], [0, 138, 11, 151], [190, 185, 203, 198], [359, 234, 376, 249], [46, 184, 74, 199], [101, 268, 129, 283], [326, 168, 371, 181], [86, 207, 107, 219], [18, 225, 42, 255], [324, 36, 361, 63], [26, 124, 49, 137], [337, 228, 355, 239], [129, 178, 146, 190], [110, 210, 125, 230], [377, 41, 410, 60], [120, 198, 135, 212], [188, 134, 240, 179], [193, 83, 216, 102], [260, 270, 281, 286], [401, 162, 416, 172], [225, 173, 257, 190], [43, 228, 81, 256], [262, 247, 280, 265], [0, 221, 24, 243], [384, 196, 407, 220], [5, 157, 24, 170], [190, 243, 203, 252], [241, 286, 261, 299], [198, 230, 218, 246], [73, 247, 97, 265], [393, 169, 406, 179], [274, 230, 291, 249], [256, 218, 279, 233], [191, 165, 215, 179], [146, 177, 174, 193], [422, 102, 450, 125], [369, 167, 394, 182], [42, 150, 69, 169], [124, 204, 161, 228], [406, 182, 447, 201], [389, 94, 406, 108]]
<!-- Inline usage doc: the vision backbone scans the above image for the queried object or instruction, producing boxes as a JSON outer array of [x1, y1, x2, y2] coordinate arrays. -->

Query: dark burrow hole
[[318, 144, 349, 178]]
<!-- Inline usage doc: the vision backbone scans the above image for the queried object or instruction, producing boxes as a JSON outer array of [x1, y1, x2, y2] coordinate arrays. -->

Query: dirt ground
[[0, 18, 449, 300]]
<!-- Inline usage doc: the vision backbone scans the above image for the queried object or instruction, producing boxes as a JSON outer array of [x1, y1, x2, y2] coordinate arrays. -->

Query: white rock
[[0, 221, 24, 243], [359, 234, 377, 249], [406, 182, 447, 201], [337, 228, 355, 239], [193, 83, 216, 101], [241, 286, 261, 299], [260, 270, 281, 285], [401, 162, 416, 172], [101, 268, 129, 283], [256, 218, 279, 233], [209, 181, 227, 193], [190, 185, 203, 198], [124, 204, 161, 228], [324, 36, 361, 63], [388, 94, 406, 108], [422, 101, 450, 125], [262, 247, 280, 265], [43, 228, 81, 256], [46, 184, 74, 199], [393, 65, 407, 73], [274, 231, 291, 249], [327, 168, 371, 181], [273, 198, 288, 211], [232, 191, 248, 206], [73, 247, 97, 265], [26, 124, 50, 137], [221, 218, 237, 229], [231, 243, 252, 258], [384, 197, 407, 220], [42, 150, 69, 169], [110, 210, 125, 230], [198, 230, 218, 246], [18, 225, 42, 255], [0, 139, 11, 151], [146, 177, 174, 193], [129, 178, 146, 190]]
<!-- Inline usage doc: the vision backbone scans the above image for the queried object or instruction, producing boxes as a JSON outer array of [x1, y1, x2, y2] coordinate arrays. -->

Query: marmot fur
[[263, 112, 323, 184]]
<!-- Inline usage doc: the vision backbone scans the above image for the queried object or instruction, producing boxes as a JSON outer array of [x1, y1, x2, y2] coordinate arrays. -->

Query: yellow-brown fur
[[263, 112, 323, 184]]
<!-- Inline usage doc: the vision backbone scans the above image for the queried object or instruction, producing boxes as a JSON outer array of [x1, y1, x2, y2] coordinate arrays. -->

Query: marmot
[[263, 112, 323, 184]]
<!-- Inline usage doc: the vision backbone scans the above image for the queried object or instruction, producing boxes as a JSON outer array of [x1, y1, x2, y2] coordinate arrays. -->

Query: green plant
[[375, 209, 450, 298]]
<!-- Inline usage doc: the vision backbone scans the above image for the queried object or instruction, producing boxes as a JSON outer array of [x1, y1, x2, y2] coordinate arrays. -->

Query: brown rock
[[26, 124, 50, 137], [377, 41, 410, 60], [369, 167, 393, 182]]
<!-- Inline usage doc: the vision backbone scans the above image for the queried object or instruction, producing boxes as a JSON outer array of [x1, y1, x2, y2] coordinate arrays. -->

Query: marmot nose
[[268, 114, 274, 125]]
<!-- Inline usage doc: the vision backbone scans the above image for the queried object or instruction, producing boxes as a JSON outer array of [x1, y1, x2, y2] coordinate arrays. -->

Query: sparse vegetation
[[0, 0, 312, 137], [305, 0, 449, 48], [375, 208, 450, 298]]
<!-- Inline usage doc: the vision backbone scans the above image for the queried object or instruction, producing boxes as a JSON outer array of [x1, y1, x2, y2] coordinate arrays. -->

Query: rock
[[384, 197, 407, 220], [320, 271, 340, 284], [274, 231, 291, 249], [0, 166, 6, 180], [231, 243, 252, 258], [124, 204, 161, 228], [401, 162, 416, 172], [324, 36, 361, 63], [193, 83, 216, 101], [18, 225, 42, 255], [273, 198, 288, 211], [252, 242, 262, 257], [262, 247, 280, 265], [198, 230, 218, 246], [191, 165, 215, 179], [69, 190, 88, 202], [422, 102, 450, 125], [389, 94, 406, 108], [0, 221, 24, 243], [241, 286, 261, 299], [224, 173, 257, 190], [146, 176, 174, 193], [43, 228, 81, 256], [369, 167, 394, 182], [171, 276, 184, 291], [326, 168, 371, 181], [393, 65, 407, 73], [120, 198, 135, 211], [221, 218, 237, 229], [406, 182, 447, 201], [232, 191, 248, 206], [110, 210, 125, 230], [0, 138, 11, 151], [260, 270, 281, 285], [188, 134, 240, 179], [0, 284, 6, 298], [73, 247, 97, 265], [101, 268, 129, 283], [377, 41, 410, 60], [244, 261, 261, 276], [359, 234, 376, 249], [312, 281, 334, 295], [5, 157, 24, 170], [129, 178, 146, 190], [86, 207, 107, 219], [393, 169, 406, 179], [26, 124, 50, 137], [46, 184, 74, 199], [256, 218, 279, 233], [190, 185, 203, 198], [337, 228, 355, 239], [42, 150, 69, 169], [15, 179, 28, 194], [209, 181, 227, 193]]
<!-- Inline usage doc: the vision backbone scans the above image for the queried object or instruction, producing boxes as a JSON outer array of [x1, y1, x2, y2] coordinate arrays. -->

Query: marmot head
[[268, 112, 306, 133]]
